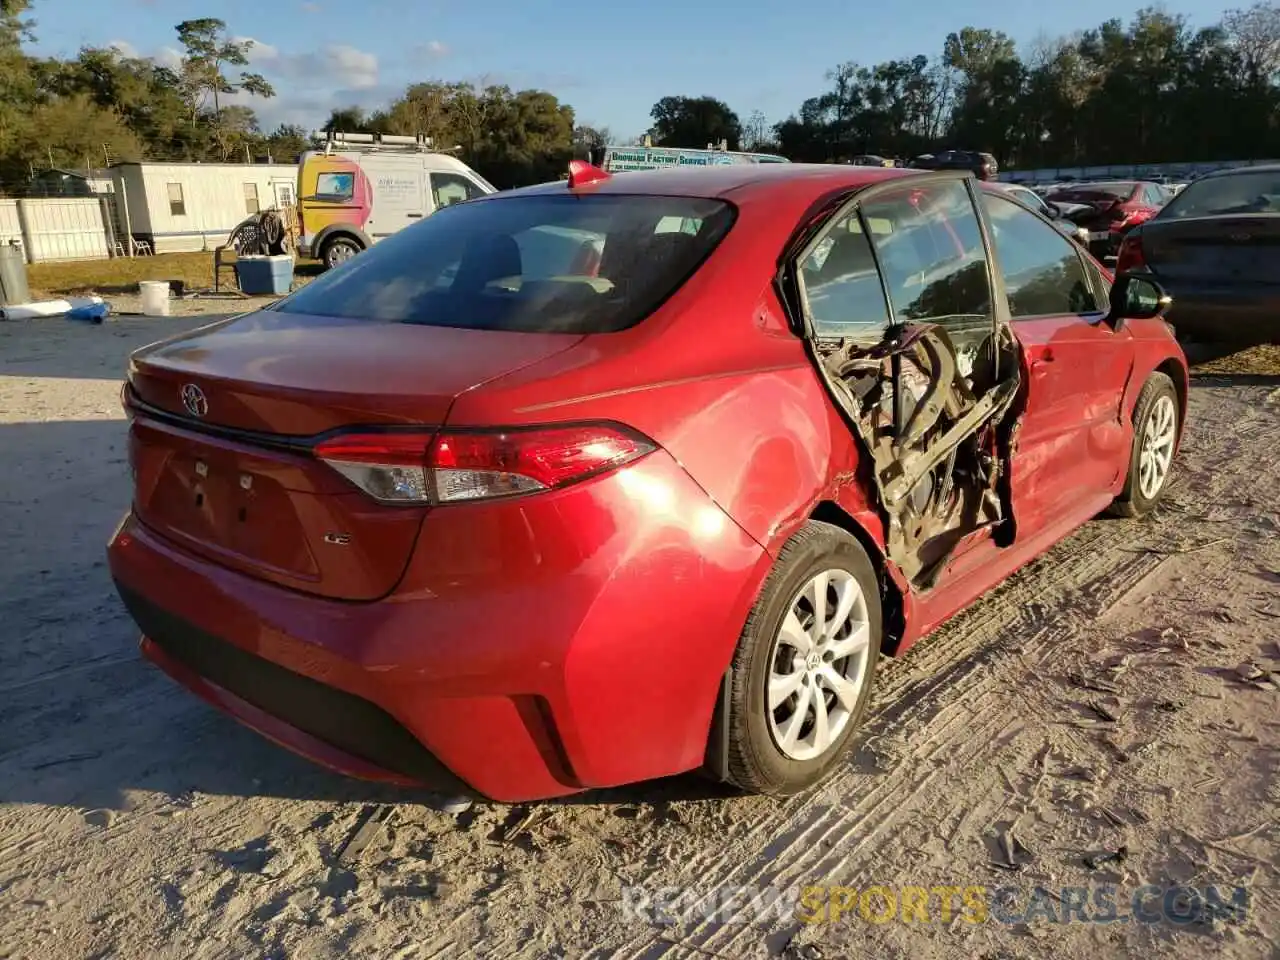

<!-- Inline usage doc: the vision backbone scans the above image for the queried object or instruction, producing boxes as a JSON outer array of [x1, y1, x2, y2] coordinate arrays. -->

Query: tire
[[719, 521, 883, 797], [321, 235, 362, 269], [1109, 372, 1180, 518]]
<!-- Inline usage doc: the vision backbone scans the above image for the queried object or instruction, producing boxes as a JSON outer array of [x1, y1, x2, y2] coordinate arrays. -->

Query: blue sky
[[28, 0, 1226, 139]]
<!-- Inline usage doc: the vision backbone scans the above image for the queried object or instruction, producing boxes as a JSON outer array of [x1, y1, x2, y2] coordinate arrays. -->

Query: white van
[[297, 132, 498, 268]]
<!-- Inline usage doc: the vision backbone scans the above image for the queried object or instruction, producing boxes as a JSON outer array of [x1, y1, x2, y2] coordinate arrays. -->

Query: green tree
[[648, 95, 742, 149], [12, 92, 143, 170], [0, 0, 36, 166], [174, 17, 274, 156], [265, 123, 312, 161]]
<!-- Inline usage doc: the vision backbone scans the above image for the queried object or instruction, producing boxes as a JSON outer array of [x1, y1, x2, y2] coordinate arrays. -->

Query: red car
[[108, 162, 1187, 803], [1044, 180, 1167, 260]]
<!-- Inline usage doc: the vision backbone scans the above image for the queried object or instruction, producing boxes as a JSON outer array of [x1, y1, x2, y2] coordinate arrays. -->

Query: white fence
[[0, 197, 112, 263], [0, 200, 21, 248]]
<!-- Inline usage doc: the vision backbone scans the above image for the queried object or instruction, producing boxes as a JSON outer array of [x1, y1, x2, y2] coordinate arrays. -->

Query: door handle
[[406, 213, 424, 218]]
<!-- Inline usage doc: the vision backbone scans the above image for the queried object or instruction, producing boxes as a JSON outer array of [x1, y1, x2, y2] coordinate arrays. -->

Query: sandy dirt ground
[[1, 315, 1277, 960], [104, 292, 282, 319]]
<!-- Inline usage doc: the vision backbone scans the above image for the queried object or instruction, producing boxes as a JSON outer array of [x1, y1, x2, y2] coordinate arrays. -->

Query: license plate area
[[133, 427, 321, 581]]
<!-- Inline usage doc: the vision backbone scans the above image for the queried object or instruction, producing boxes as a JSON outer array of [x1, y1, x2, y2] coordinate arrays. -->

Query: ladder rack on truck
[[318, 131, 463, 155]]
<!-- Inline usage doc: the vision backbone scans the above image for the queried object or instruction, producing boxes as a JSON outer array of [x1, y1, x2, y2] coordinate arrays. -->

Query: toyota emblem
[[180, 383, 208, 418], [1230, 232, 1252, 243]]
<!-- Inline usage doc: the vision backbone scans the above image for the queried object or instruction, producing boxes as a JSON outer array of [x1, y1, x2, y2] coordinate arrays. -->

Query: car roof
[[505, 163, 920, 202]]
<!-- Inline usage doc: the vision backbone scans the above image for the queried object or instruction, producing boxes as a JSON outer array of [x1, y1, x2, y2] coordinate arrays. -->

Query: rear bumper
[[107, 451, 771, 802]]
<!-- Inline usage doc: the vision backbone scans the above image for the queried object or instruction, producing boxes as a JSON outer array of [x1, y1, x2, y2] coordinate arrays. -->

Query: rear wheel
[[719, 521, 882, 796], [1110, 372, 1179, 518], [321, 235, 362, 269]]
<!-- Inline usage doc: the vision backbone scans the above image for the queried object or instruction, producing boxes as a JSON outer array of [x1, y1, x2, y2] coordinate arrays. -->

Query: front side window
[[431, 172, 487, 209], [243, 182, 260, 215], [982, 194, 1100, 318], [858, 179, 992, 329], [798, 210, 892, 341], [274, 194, 735, 334], [167, 182, 185, 217]]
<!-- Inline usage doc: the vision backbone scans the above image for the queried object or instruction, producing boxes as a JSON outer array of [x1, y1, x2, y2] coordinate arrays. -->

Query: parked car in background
[[908, 150, 999, 181], [1117, 163, 1280, 345], [297, 131, 498, 269], [108, 162, 1185, 804], [986, 182, 1091, 246], [1044, 181, 1167, 261], [849, 154, 894, 167]]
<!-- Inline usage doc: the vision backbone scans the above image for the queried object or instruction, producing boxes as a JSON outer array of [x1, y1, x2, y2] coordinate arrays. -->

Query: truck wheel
[[321, 236, 361, 269]]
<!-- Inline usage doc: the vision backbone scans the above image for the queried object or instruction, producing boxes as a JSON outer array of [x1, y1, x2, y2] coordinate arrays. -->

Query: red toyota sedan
[[108, 163, 1187, 803]]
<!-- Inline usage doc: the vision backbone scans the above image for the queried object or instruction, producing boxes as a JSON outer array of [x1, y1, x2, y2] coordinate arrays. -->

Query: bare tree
[[1223, 1, 1280, 80]]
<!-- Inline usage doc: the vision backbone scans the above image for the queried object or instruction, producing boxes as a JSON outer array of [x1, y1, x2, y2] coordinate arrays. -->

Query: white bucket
[[139, 280, 171, 317]]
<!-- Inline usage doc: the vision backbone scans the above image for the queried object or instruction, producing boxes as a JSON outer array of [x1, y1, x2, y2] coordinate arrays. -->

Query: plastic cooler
[[235, 255, 295, 296]]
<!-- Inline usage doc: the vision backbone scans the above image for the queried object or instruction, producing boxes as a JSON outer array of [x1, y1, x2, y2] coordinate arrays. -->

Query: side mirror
[[1045, 202, 1062, 219], [1107, 272, 1172, 327]]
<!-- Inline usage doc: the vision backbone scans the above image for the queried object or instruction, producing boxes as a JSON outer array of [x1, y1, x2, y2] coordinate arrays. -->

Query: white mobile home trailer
[[112, 162, 300, 254]]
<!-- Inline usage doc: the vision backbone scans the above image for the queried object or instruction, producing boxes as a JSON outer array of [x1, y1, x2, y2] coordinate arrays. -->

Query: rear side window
[[799, 211, 892, 341], [315, 172, 355, 201], [274, 194, 736, 333], [1158, 170, 1280, 218], [857, 180, 992, 329]]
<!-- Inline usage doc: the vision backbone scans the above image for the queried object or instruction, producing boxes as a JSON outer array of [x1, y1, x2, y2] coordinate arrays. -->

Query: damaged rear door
[[786, 173, 1022, 590]]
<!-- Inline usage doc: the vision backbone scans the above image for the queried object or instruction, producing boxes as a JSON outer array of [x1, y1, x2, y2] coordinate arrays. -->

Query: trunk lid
[[1138, 215, 1280, 284], [127, 309, 584, 600]]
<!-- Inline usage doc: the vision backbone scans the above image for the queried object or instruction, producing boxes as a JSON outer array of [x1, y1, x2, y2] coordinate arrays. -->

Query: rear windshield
[[1048, 183, 1135, 202], [275, 193, 735, 333], [1156, 170, 1280, 218]]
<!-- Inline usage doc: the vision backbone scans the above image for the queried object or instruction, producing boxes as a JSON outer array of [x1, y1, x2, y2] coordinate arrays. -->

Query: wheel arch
[[1153, 355, 1189, 449], [312, 224, 371, 257], [807, 501, 909, 657]]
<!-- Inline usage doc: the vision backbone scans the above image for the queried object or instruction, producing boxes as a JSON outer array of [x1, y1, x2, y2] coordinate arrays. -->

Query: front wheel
[[718, 521, 882, 797], [1110, 371, 1180, 518]]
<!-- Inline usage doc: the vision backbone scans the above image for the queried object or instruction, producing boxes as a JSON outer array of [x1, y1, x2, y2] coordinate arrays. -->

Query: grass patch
[[27, 252, 322, 299]]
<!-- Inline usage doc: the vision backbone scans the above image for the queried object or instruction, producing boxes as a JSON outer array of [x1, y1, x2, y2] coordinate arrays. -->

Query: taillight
[[1116, 233, 1147, 273], [313, 423, 656, 504]]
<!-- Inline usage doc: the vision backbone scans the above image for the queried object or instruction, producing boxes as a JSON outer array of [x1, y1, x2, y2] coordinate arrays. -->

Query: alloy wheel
[[767, 569, 872, 762], [1138, 394, 1177, 500]]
